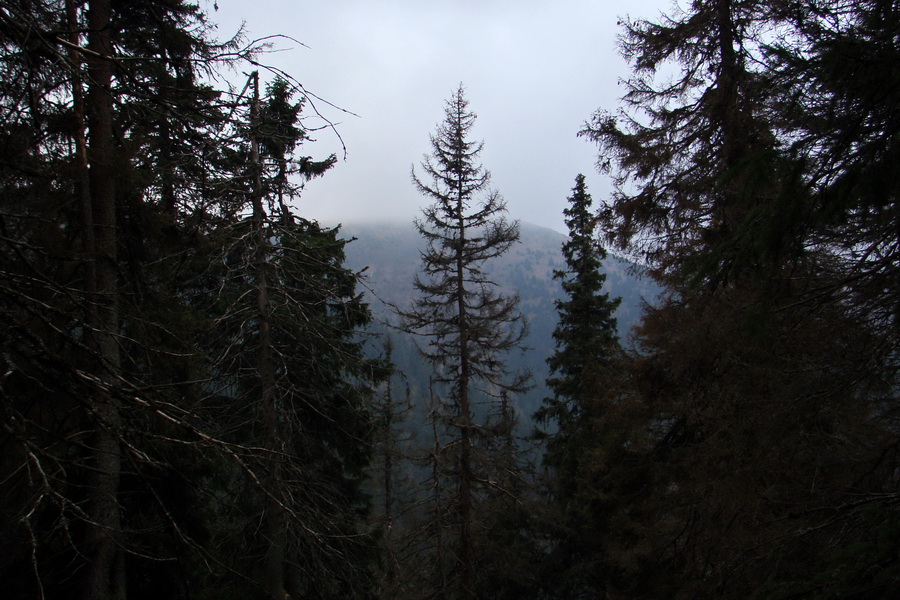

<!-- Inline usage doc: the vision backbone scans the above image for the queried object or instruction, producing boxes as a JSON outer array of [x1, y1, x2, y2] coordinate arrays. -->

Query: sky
[[210, 0, 672, 235]]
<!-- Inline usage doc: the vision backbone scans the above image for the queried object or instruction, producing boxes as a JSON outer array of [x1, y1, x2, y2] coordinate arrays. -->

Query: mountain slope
[[337, 220, 658, 422]]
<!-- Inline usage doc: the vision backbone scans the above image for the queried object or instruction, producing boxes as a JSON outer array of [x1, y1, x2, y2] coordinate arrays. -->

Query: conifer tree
[[581, 0, 781, 285], [0, 3, 375, 598], [370, 335, 417, 600], [532, 174, 621, 599], [0, 2, 243, 597], [540, 174, 620, 439], [203, 73, 377, 600], [401, 85, 530, 600], [576, 1, 899, 597]]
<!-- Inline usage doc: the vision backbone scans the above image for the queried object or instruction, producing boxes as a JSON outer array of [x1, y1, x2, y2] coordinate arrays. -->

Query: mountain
[[336, 219, 659, 424]]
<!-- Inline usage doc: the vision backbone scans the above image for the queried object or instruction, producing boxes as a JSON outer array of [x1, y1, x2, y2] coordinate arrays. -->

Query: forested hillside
[[339, 220, 657, 421], [1, 1, 898, 599]]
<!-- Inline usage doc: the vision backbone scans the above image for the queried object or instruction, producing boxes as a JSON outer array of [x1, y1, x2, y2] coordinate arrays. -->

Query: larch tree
[[582, 0, 783, 285], [400, 85, 530, 600]]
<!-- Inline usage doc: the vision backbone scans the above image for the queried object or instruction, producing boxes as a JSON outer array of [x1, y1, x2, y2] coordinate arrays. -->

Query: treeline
[[1, 1, 898, 600]]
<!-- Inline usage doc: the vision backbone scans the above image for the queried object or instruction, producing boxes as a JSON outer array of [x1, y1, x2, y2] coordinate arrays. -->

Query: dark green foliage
[[534, 174, 622, 599], [0, 3, 376, 599], [4, 0, 897, 598], [576, 0, 900, 598], [195, 74, 377, 599], [765, 0, 900, 359], [200, 217, 378, 599], [581, 0, 784, 286], [540, 174, 620, 432], [1, 2, 234, 597]]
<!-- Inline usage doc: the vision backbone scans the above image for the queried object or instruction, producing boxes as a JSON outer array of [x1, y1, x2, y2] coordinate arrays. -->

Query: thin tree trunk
[[455, 202, 473, 600], [382, 343, 396, 596], [250, 71, 287, 600], [430, 379, 447, 600], [82, 1, 124, 598], [67, 0, 95, 299]]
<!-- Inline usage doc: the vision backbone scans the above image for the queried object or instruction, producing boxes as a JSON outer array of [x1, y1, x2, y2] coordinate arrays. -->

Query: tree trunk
[[455, 203, 473, 600], [67, 0, 95, 298], [82, 1, 124, 598], [250, 71, 287, 600], [382, 354, 396, 596], [429, 379, 448, 600]]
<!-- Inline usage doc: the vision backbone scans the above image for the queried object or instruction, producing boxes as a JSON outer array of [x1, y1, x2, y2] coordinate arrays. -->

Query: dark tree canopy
[[574, 0, 900, 598], [2, 1, 898, 599], [531, 174, 623, 599], [0, 4, 376, 600], [581, 0, 785, 286]]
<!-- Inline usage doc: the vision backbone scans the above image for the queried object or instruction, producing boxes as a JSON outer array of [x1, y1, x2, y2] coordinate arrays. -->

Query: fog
[[212, 0, 670, 233]]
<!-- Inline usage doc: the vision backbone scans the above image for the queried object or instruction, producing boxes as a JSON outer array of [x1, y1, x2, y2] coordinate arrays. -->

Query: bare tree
[[400, 85, 530, 600]]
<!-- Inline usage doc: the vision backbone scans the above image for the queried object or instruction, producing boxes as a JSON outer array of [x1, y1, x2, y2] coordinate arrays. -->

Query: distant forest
[[1, 1, 898, 600]]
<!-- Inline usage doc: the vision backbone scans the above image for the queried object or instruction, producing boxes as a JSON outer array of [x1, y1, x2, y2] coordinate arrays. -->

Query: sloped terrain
[[337, 219, 659, 423]]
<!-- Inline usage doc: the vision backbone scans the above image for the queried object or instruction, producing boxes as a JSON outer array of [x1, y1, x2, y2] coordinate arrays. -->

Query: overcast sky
[[211, 0, 671, 234]]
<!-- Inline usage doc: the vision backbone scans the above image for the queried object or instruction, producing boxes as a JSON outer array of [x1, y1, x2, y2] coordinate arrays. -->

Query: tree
[[575, 0, 900, 597], [582, 0, 783, 285], [534, 174, 621, 598], [368, 335, 420, 600], [199, 73, 378, 600], [539, 174, 620, 440], [1, 3, 379, 599], [764, 0, 900, 387], [0, 2, 232, 597], [400, 85, 530, 600]]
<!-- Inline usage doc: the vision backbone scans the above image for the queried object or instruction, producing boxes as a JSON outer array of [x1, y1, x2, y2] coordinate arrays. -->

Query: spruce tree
[[533, 175, 621, 599], [540, 174, 620, 438], [400, 84, 530, 600], [575, 1, 900, 597], [0, 4, 375, 598], [202, 73, 377, 600], [0, 2, 240, 597]]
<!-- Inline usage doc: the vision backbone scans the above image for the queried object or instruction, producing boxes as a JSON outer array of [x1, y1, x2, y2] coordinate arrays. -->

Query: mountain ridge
[[335, 219, 659, 421]]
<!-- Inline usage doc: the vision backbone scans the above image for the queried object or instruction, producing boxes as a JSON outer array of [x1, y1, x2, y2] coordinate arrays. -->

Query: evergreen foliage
[[576, 0, 900, 598], [534, 174, 622, 598], [581, 0, 783, 285], [540, 174, 620, 433], [0, 4, 377, 599], [192, 72, 377, 600], [2, 1, 898, 598]]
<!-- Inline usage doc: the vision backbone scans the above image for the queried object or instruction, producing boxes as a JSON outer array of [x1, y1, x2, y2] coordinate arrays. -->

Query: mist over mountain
[[337, 219, 660, 423]]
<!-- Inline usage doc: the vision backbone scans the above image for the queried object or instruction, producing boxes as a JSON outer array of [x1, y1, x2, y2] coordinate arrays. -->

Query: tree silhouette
[[400, 85, 530, 600]]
